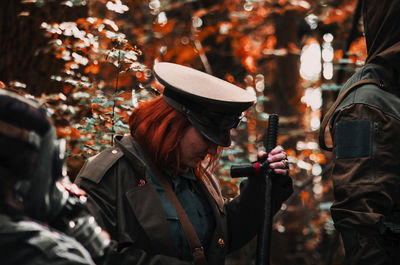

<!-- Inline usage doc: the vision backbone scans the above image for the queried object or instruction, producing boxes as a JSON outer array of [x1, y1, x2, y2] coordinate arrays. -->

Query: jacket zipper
[[370, 121, 379, 180]]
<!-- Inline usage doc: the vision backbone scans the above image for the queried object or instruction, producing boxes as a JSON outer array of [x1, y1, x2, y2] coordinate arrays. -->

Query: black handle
[[257, 114, 279, 265], [264, 114, 279, 154], [230, 163, 268, 178], [228, 114, 280, 265]]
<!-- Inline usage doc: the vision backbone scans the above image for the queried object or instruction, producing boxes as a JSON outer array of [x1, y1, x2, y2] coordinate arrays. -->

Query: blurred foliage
[[0, 0, 369, 264]]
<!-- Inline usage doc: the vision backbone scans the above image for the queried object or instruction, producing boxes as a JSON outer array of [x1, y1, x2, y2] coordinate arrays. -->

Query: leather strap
[[154, 166, 208, 265], [319, 78, 381, 151], [136, 145, 208, 265]]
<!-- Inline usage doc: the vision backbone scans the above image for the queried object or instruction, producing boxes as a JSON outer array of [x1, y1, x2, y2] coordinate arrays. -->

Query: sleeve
[[225, 171, 293, 252], [2, 240, 95, 265], [102, 247, 193, 265], [12, 226, 96, 265], [330, 103, 400, 264], [76, 164, 192, 265]]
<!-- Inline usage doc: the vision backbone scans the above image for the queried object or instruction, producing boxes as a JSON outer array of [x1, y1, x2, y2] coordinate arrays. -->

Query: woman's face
[[179, 126, 218, 171]]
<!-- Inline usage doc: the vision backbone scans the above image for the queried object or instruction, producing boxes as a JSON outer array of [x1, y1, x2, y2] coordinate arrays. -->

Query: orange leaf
[[57, 127, 71, 138], [312, 153, 326, 164], [118, 74, 132, 87], [278, 0, 287, 6], [242, 56, 257, 73], [118, 90, 132, 101], [76, 18, 87, 25], [247, 118, 257, 130], [349, 37, 367, 61], [288, 42, 300, 54], [198, 25, 217, 41], [301, 149, 312, 157], [87, 140, 96, 146], [63, 85, 73, 94], [84, 64, 100, 74], [175, 46, 198, 64], [193, 8, 208, 18], [286, 149, 296, 157], [153, 19, 177, 35], [135, 72, 147, 82], [57, 126, 82, 139], [334, 49, 343, 60], [257, 7, 270, 18], [70, 127, 82, 138], [70, 147, 81, 154], [300, 191, 310, 202], [264, 35, 277, 50], [225, 73, 234, 83]]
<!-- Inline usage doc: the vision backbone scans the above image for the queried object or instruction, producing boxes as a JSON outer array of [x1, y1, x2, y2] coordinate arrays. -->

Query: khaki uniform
[[75, 135, 292, 265]]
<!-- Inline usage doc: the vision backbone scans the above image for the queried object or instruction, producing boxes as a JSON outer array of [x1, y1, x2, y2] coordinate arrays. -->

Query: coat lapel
[[116, 135, 176, 256], [125, 182, 176, 256], [199, 171, 225, 213]]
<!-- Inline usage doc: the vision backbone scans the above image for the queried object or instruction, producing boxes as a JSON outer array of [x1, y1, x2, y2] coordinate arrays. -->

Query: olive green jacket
[[75, 135, 292, 265], [329, 64, 400, 264]]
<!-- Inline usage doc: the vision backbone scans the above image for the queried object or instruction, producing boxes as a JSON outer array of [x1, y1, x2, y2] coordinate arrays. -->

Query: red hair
[[129, 96, 222, 176]]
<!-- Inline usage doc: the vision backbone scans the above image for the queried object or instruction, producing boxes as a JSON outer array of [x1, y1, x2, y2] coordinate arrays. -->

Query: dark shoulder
[[75, 135, 147, 186], [75, 146, 124, 185]]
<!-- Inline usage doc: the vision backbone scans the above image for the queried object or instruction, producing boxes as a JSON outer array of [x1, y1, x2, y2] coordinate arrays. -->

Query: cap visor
[[188, 116, 231, 147]]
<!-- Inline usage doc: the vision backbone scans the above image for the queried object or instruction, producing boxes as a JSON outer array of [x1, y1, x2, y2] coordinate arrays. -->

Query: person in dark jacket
[[319, 0, 400, 264], [0, 88, 96, 265], [75, 62, 293, 265]]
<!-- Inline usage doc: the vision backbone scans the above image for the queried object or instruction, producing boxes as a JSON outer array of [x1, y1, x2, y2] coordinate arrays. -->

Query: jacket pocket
[[335, 120, 372, 159]]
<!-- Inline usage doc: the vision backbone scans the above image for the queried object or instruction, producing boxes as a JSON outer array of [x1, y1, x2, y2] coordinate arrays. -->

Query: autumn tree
[[0, 0, 367, 264]]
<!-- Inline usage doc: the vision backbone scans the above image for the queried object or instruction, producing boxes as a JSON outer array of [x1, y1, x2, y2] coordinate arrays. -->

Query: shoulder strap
[[125, 142, 208, 265], [319, 79, 381, 151], [155, 168, 208, 265]]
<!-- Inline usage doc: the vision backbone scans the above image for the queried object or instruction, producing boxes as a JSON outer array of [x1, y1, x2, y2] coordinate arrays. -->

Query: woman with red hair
[[129, 96, 224, 178], [75, 62, 292, 265]]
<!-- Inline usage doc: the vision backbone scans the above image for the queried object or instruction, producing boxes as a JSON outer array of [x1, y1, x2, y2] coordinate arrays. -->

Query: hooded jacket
[[325, 0, 400, 264], [75, 135, 292, 265]]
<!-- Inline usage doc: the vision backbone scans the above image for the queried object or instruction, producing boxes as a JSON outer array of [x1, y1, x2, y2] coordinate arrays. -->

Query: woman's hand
[[258, 146, 289, 175]]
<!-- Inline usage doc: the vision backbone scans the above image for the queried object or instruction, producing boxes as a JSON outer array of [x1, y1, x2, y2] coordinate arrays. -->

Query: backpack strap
[[319, 79, 382, 151]]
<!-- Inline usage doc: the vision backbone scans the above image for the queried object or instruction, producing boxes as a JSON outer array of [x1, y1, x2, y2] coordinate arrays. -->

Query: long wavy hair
[[128, 96, 222, 177]]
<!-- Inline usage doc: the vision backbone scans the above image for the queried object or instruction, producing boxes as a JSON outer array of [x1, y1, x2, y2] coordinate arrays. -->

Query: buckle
[[192, 246, 204, 257]]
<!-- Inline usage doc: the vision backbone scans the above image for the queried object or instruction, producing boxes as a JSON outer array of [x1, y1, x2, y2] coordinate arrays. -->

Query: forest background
[[0, 0, 367, 264]]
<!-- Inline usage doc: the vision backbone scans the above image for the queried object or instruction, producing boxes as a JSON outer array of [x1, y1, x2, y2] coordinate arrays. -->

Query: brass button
[[217, 238, 225, 248], [138, 179, 146, 187]]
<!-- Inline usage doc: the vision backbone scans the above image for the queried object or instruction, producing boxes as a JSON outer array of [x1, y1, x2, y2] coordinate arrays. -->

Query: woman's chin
[[180, 160, 202, 171]]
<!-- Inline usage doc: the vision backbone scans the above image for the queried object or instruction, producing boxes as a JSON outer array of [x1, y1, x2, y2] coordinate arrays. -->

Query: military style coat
[[329, 64, 400, 264], [325, 1, 400, 264], [75, 135, 292, 265]]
